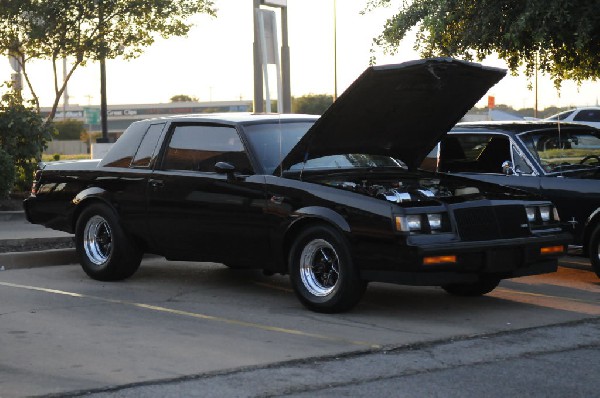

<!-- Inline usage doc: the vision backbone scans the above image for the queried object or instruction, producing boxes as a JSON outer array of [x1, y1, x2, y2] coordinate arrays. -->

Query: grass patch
[[42, 153, 90, 162]]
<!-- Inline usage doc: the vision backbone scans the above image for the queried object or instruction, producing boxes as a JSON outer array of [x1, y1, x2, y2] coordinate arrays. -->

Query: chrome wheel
[[290, 225, 367, 312], [83, 215, 113, 266], [299, 238, 340, 297]]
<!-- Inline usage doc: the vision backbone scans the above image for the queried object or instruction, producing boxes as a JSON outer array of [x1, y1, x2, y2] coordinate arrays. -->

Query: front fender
[[268, 206, 351, 274], [291, 206, 351, 233]]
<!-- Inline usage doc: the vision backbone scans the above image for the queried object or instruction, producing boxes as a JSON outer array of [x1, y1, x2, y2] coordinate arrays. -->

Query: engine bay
[[322, 177, 480, 203]]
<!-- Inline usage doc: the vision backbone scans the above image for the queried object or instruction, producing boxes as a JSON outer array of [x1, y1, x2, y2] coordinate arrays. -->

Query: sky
[[2, 0, 599, 111]]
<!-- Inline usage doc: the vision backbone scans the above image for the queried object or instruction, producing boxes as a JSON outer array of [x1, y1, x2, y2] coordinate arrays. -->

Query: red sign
[[488, 95, 495, 109]]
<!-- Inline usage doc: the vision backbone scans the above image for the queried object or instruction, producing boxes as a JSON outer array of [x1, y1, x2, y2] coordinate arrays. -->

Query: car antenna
[[299, 151, 309, 181], [278, 116, 283, 177]]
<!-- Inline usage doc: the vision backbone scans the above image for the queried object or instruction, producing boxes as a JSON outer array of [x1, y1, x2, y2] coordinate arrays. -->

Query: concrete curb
[[0, 237, 75, 254], [0, 211, 26, 221], [0, 248, 79, 270]]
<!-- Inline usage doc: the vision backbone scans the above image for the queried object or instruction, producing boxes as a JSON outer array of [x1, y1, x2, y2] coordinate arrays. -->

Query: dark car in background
[[24, 59, 570, 313], [430, 121, 600, 277]]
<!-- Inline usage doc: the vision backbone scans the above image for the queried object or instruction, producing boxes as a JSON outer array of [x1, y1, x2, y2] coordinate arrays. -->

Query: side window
[[131, 123, 165, 168], [100, 122, 148, 168], [439, 134, 511, 173], [473, 135, 511, 173], [162, 125, 253, 174], [574, 110, 600, 122], [511, 145, 533, 174], [419, 145, 439, 172]]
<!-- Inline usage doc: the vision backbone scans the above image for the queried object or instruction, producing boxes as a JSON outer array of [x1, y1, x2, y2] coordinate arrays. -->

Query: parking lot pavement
[[0, 257, 599, 397], [82, 319, 600, 398]]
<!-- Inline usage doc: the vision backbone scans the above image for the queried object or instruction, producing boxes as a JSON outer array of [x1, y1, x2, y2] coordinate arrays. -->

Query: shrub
[[0, 88, 53, 193], [0, 148, 15, 199]]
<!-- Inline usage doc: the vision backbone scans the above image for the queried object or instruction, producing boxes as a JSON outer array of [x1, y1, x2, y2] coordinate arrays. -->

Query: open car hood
[[280, 58, 506, 171]]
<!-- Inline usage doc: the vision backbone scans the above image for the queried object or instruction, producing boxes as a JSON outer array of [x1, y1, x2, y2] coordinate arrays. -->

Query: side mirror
[[215, 161, 236, 178], [502, 160, 522, 176]]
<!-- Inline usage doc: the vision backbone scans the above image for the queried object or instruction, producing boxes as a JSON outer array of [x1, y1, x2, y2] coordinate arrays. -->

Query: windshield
[[243, 121, 313, 174], [520, 129, 600, 173], [289, 154, 406, 171], [546, 110, 575, 121]]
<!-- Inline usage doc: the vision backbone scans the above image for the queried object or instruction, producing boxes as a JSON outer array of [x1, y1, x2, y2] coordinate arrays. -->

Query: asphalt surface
[[80, 319, 600, 398], [1, 209, 599, 397]]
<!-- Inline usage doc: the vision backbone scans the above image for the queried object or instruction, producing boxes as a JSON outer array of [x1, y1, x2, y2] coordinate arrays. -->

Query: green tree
[[365, 0, 600, 87], [54, 118, 86, 140], [170, 94, 199, 102], [0, 0, 215, 121], [0, 87, 54, 192], [292, 94, 333, 115]]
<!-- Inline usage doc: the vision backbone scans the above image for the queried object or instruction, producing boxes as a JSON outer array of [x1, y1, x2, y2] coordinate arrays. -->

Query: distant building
[[42, 100, 253, 141], [462, 109, 524, 122]]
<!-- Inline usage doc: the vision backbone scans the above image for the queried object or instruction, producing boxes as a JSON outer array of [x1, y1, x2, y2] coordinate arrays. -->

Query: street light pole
[[333, 0, 337, 101], [534, 52, 539, 119]]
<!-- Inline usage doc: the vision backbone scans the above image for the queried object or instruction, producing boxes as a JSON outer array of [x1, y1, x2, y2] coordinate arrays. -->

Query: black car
[[431, 121, 600, 277], [24, 59, 570, 312]]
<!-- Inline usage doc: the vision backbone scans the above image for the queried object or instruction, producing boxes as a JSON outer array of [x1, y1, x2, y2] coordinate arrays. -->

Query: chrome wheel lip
[[299, 238, 339, 297], [83, 215, 112, 266]]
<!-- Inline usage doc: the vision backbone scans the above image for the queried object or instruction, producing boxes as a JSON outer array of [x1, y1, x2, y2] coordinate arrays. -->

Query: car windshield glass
[[289, 154, 406, 170], [546, 110, 575, 121], [521, 129, 600, 173], [243, 122, 313, 174]]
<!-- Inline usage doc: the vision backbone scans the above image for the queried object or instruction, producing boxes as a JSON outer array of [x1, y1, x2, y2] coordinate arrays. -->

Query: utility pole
[[253, 0, 263, 113], [97, 0, 109, 143]]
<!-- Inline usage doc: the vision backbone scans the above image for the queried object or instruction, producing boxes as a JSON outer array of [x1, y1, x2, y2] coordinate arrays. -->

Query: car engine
[[323, 177, 480, 203]]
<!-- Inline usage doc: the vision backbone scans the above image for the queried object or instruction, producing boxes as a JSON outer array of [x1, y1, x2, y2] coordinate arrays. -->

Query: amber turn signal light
[[423, 255, 457, 265], [540, 245, 564, 255]]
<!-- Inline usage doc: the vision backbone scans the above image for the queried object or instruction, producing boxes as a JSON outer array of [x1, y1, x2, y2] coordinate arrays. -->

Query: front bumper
[[360, 232, 572, 286]]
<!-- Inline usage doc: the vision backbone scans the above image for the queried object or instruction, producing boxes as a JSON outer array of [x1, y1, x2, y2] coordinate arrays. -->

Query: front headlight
[[395, 213, 449, 233], [406, 215, 422, 230], [525, 204, 560, 226], [526, 206, 536, 222], [427, 213, 443, 230], [539, 206, 551, 222]]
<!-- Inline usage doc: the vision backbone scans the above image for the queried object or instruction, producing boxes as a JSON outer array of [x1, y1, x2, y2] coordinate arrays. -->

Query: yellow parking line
[[0, 281, 381, 349], [494, 287, 600, 315], [253, 281, 294, 293], [561, 259, 592, 267]]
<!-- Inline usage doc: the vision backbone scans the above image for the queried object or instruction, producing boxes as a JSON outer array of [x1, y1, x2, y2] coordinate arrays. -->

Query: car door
[[146, 123, 270, 265]]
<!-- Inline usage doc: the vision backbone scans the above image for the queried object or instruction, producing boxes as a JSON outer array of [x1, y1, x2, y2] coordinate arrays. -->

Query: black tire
[[442, 276, 501, 297], [75, 203, 142, 281], [288, 225, 366, 313], [588, 224, 600, 278]]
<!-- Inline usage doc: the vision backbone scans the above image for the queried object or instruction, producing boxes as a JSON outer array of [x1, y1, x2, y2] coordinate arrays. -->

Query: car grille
[[453, 205, 530, 241]]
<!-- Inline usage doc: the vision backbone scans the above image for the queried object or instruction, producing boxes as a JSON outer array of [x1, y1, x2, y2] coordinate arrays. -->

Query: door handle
[[149, 179, 164, 189], [270, 195, 284, 205]]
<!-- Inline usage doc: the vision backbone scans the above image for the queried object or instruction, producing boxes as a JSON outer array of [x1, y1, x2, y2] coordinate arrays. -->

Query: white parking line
[[0, 281, 381, 349]]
